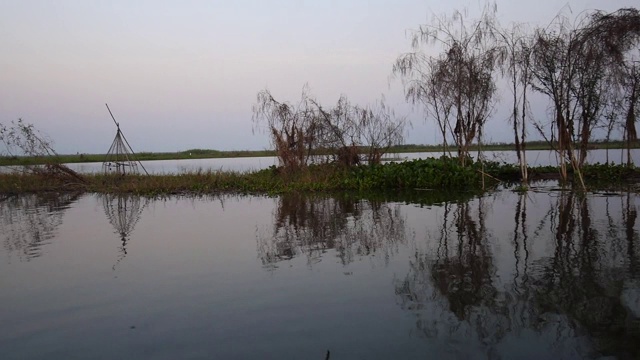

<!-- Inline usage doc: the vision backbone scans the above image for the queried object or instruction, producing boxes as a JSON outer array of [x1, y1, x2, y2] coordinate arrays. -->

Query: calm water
[[1, 189, 639, 359], [52, 148, 640, 174], [64, 155, 280, 174]]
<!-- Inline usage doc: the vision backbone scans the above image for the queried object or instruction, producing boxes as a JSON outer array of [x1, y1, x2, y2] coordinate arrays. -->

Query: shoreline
[[1, 160, 639, 196], [1, 141, 637, 166]]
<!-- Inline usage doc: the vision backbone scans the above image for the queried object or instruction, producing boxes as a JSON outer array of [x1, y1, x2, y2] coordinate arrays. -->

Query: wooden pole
[[105, 103, 119, 128]]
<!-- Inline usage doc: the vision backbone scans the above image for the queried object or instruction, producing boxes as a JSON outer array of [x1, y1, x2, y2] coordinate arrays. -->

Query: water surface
[[58, 148, 640, 174], [1, 189, 639, 359]]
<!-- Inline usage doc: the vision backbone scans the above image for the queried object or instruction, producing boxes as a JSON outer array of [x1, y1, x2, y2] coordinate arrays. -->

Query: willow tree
[[359, 96, 407, 164], [312, 95, 406, 166], [0, 119, 56, 159], [530, 12, 593, 187], [252, 86, 319, 172], [572, 8, 640, 167], [394, 52, 454, 157], [394, 2, 500, 166], [253, 87, 405, 170], [586, 8, 640, 166], [0, 119, 85, 184], [312, 95, 362, 167], [530, 8, 640, 185]]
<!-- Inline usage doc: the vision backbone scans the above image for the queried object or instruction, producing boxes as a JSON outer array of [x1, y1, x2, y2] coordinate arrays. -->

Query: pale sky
[[0, 0, 637, 154]]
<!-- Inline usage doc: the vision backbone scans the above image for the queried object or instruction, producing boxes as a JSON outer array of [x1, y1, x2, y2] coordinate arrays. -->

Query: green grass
[[1, 158, 639, 196]]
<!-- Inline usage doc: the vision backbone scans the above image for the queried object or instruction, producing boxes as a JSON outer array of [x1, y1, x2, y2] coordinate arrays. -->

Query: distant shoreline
[[0, 141, 637, 166]]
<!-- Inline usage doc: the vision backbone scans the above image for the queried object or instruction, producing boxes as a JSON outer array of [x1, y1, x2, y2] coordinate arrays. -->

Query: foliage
[[345, 157, 484, 191]]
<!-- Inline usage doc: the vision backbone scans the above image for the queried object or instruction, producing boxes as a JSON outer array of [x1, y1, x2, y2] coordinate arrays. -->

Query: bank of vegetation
[[2, 157, 640, 196], [248, 4, 640, 191]]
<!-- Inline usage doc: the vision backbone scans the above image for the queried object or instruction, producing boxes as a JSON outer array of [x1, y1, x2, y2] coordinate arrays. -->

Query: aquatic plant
[[1, 158, 639, 196]]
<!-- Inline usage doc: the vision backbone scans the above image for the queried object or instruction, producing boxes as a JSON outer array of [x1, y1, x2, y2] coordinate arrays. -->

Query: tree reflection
[[257, 193, 408, 269], [0, 193, 81, 261], [533, 191, 640, 357], [99, 194, 148, 269], [396, 197, 505, 350], [623, 192, 639, 277], [431, 199, 496, 321], [395, 191, 640, 358]]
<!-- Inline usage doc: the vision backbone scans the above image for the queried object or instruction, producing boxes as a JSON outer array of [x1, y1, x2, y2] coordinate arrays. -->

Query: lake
[[1, 188, 639, 359], [52, 148, 640, 174]]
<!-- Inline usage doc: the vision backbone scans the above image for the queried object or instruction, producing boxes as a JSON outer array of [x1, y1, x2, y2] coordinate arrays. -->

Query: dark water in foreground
[[1, 188, 639, 359]]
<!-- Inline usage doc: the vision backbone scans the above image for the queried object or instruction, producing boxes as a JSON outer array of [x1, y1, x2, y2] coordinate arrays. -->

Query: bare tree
[[496, 23, 535, 186], [602, 94, 624, 163], [530, 14, 585, 187], [358, 96, 406, 165], [252, 86, 319, 172], [0, 119, 85, 184], [394, 2, 500, 166], [396, 52, 454, 157], [0, 119, 56, 158], [571, 9, 640, 167], [586, 8, 640, 166], [530, 8, 640, 187], [313, 95, 406, 166], [253, 87, 405, 170], [312, 95, 362, 167]]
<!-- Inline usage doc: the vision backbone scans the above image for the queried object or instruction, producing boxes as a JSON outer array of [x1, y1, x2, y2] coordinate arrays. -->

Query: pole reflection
[[99, 194, 148, 269]]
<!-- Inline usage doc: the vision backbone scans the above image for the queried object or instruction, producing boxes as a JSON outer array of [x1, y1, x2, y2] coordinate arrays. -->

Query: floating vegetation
[[1, 157, 639, 196]]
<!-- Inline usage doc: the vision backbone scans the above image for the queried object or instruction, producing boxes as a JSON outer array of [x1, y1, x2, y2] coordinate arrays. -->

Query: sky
[[0, 0, 638, 154]]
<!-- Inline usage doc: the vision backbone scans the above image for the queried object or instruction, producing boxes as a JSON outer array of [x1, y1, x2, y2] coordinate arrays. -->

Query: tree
[[530, 14, 585, 186], [530, 8, 640, 185], [312, 95, 362, 167], [252, 86, 319, 172], [253, 87, 405, 170], [588, 8, 640, 167], [359, 96, 406, 165], [496, 23, 534, 186], [0, 119, 56, 158], [571, 9, 640, 167], [0, 119, 86, 184], [394, 2, 500, 166]]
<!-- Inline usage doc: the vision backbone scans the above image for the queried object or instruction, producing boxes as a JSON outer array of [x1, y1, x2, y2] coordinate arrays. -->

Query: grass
[[1, 158, 639, 196]]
